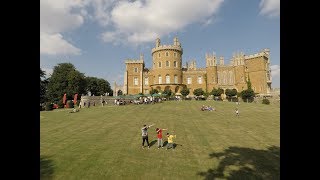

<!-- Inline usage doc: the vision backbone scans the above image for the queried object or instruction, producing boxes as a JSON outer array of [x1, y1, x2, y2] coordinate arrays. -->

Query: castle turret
[[219, 56, 224, 65], [151, 37, 183, 92]]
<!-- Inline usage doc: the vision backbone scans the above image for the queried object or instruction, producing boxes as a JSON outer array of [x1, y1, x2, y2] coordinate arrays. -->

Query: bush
[[57, 100, 64, 109], [67, 100, 74, 108], [262, 98, 270, 105], [45, 102, 53, 111]]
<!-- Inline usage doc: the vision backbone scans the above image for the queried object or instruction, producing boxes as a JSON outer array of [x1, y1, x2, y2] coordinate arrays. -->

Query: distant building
[[123, 37, 272, 96]]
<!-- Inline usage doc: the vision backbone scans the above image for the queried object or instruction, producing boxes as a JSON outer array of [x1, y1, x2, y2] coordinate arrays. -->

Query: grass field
[[40, 100, 280, 180]]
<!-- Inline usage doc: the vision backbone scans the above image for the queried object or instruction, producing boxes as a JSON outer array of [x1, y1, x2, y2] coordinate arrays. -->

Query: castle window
[[174, 61, 177, 67], [174, 52, 177, 57], [166, 61, 170, 67], [144, 77, 149, 85], [166, 52, 169, 57], [174, 75, 178, 84], [187, 77, 192, 84], [158, 75, 162, 84], [198, 76, 202, 84], [158, 53, 161, 57], [158, 62, 162, 68], [134, 77, 138, 85], [166, 74, 170, 84], [134, 67, 138, 72]]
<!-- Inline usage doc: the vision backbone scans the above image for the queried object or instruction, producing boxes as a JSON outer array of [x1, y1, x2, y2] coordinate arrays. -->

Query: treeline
[[40, 63, 113, 104]]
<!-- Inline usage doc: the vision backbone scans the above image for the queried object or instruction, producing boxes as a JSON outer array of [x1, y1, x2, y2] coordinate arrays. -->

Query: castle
[[123, 37, 272, 96]]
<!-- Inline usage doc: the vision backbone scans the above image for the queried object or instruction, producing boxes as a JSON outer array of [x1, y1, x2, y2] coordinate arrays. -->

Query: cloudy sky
[[40, 0, 280, 89]]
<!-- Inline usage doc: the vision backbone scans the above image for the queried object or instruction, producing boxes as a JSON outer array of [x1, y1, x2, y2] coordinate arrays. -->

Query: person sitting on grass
[[69, 108, 79, 113], [166, 132, 176, 150]]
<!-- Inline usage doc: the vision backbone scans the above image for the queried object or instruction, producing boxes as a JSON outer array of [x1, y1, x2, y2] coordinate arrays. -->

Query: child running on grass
[[166, 131, 176, 150], [235, 108, 239, 117]]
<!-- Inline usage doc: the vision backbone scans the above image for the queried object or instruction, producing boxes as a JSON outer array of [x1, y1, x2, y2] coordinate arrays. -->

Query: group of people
[[141, 124, 176, 150], [200, 105, 215, 111]]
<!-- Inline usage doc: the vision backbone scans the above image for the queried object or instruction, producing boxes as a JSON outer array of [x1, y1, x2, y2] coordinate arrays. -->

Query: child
[[156, 128, 167, 149], [235, 108, 239, 117], [166, 132, 176, 150]]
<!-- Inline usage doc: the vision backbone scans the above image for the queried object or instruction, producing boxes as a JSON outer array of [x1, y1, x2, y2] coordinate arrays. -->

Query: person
[[155, 127, 168, 149], [166, 132, 176, 150], [141, 124, 154, 149], [235, 108, 239, 117], [69, 107, 79, 113]]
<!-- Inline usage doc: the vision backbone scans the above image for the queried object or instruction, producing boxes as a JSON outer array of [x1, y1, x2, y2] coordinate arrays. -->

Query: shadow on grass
[[149, 140, 157, 147], [40, 155, 54, 179], [197, 146, 280, 180], [163, 141, 168, 147]]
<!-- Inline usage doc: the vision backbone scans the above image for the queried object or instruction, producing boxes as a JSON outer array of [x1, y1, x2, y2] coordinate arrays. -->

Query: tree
[[180, 87, 190, 97], [40, 68, 48, 104], [211, 88, 224, 97], [193, 88, 204, 96], [150, 89, 159, 95], [46, 63, 87, 102], [240, 76, 255, 102], [163, 89, 172, 97], [225, 88, 238, 101], [85, 77, 112, 96]]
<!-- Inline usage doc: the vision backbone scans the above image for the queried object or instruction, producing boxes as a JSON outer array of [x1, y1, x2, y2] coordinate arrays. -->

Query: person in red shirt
[[155, 127, 168, 149]]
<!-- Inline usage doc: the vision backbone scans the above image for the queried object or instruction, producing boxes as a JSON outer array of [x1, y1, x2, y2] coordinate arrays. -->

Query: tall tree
[[46, 63, 86, 102], [40, 68, 48, 103], [85, 77, 112, 96]]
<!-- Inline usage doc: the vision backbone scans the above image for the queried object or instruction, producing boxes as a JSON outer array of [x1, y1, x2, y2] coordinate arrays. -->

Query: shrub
[[262, 98, 270, 105], [67, 100, 74, 108], [57, 100, 64, 109], [45, 102, 53, 111]]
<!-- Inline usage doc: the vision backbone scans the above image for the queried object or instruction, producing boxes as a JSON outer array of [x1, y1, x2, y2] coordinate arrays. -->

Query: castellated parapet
[[244, 49, 270, 60], [125, 59, 144, 64], [151, 45, 183, 54]]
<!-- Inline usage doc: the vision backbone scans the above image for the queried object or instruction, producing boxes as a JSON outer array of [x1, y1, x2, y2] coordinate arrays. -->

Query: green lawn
[[40, 100, 280, 180]]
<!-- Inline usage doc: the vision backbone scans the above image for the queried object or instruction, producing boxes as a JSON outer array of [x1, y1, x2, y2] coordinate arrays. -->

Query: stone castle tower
[[123, 37, 272, 96]]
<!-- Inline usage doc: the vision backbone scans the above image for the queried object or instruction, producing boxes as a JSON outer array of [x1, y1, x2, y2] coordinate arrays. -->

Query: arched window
[[166, 61, 169, 67], [144, 77, 149, 85], [134, 77, 138, 85], [166, 74, 170, 84], [174, 61, 177, 67], [174, 75, 178, 84], [187, 77, 192, 84], [223, 71, 227, 85], [166, 52, 169, 57], [158, 53, 161, 57], [174, 52, 177, 57], [229, 71, 233, 84], [198, 76, 202, 84], [158, 62, 162, 68], [134, 67, 138, 72], [158, 75, 162, 84]]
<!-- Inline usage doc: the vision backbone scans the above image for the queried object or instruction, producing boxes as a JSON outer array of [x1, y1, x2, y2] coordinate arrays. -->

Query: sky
[[40, 0, 280, 89]]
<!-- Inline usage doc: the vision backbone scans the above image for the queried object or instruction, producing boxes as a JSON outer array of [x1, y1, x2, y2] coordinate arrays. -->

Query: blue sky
[[40, 0, 280, 89]]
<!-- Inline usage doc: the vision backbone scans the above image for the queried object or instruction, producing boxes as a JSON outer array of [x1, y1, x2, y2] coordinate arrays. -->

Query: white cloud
[[40, 33, 81, 55], [259, 0, 280, 17], [270, 64, 280, 77], [100, 0, 224, 45], [40, 0, 87, 55]]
